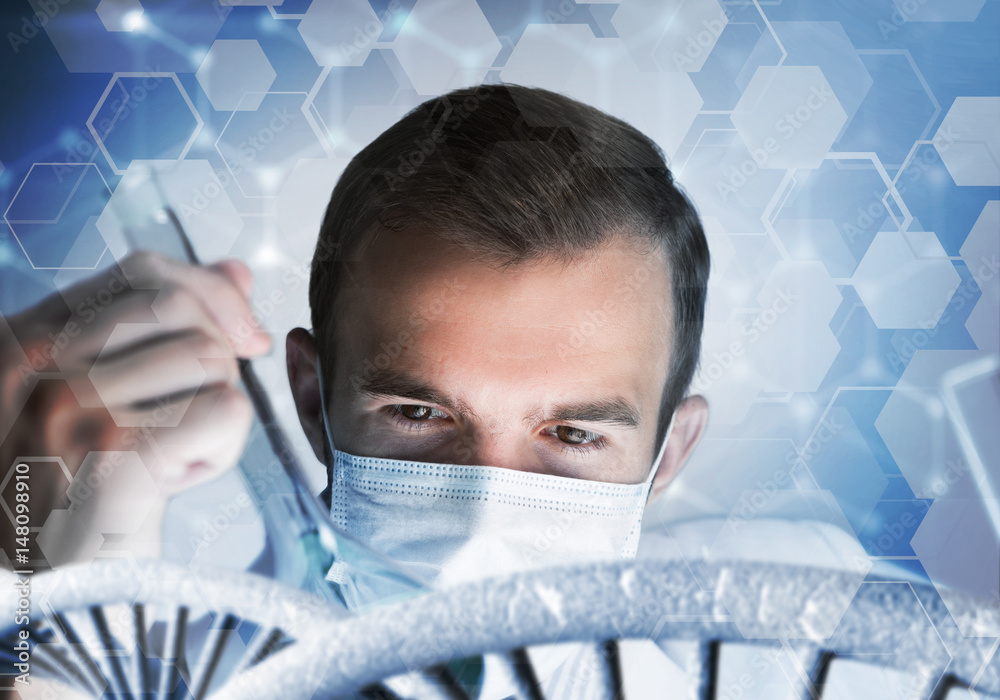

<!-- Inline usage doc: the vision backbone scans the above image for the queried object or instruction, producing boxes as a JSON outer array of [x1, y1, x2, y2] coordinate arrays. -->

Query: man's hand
[[0, 251, 270, 568]]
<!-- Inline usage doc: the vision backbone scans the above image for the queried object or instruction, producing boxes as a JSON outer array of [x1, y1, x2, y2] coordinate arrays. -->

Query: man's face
[[322, 229, 674, 485]]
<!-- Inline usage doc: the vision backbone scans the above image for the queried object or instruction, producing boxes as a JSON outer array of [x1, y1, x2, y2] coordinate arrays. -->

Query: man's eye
[[553, 425, 600, 445], [395, 404, 446, 421]]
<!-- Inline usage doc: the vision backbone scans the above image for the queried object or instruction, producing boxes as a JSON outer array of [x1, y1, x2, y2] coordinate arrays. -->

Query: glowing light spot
[[124, 9, 146, 32]]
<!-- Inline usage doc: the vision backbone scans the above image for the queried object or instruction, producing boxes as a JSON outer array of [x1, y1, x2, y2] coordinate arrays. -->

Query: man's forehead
[[339, 227, 671, 302], [331, 230, 671, 354], [327, 229, 673, 409]]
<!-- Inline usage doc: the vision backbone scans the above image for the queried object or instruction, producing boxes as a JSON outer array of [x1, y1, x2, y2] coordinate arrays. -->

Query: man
[[290, 84, 710, 598], [0, 85, 709, 593]]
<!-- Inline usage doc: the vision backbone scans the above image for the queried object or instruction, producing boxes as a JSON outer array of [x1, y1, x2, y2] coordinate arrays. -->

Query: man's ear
[[286, 327, 327, 464], [649, 394, 708, 503]]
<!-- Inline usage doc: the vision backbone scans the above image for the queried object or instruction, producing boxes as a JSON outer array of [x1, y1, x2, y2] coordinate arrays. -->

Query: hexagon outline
[[195, 39, 278, 113], [932, 96, 1000, 187], [802, 387, 891, 488], [267, 6, 303, 21], [761, 169, 794, 262], [856, 50, 947, 186], [910, 496, 1000, 637], [819, 150, 912, 240], [610, 0, 728, 74], [851, 229, 961, 329], [0, 456, 73, 527], [750, 0, 788, 65], [4, 164, 107, 224], [732, 65, 848, 172], [302, 65, 338, 151], [389, 0, 502, 96], [940, 354, 1000, 533], [86, 72, 204, 177], [297, 0, 384, 69], [856, 49, 943, 161], [649, 3, 728, 73], [214, 90, 331, 199], [891, 0, 989, 23], [293, 91, 334, 160], [899, 230, 956, 262], [2, 162, 113, 271], [300, 58, 409, 157], [894, 137, 948, 208]]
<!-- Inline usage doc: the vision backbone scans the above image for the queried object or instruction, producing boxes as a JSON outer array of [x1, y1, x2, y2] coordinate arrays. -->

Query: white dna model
[[1, 551, 997, 699]]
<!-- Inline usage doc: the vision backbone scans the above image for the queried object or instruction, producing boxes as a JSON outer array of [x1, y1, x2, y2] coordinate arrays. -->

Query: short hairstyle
[[310, 84, 709, 450]]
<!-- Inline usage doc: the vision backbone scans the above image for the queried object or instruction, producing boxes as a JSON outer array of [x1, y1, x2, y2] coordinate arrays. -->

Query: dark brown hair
[[310, 84, 709, 447]]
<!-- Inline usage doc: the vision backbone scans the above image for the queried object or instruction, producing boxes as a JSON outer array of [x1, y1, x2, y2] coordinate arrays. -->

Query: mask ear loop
[[309, 332, 339, 487], [315, 358, 330, 439], [621, 412, 676, 558], [314, 355, 340, 466], [644, 414, 676, 486]]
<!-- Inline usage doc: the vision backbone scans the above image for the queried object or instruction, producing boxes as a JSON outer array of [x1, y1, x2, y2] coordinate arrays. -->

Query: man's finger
[[115, 384, 253, 490], [87, 330, 239, 408], [209, 259, 254, 299], [121, 251, 272, 357]]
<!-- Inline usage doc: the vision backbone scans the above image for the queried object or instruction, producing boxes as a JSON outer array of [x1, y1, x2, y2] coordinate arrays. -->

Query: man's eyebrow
[[546, 398, 641, 429], [355, 370, 459, 411], [356, 370, 639, 427]]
